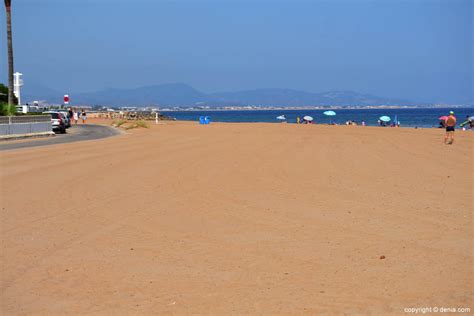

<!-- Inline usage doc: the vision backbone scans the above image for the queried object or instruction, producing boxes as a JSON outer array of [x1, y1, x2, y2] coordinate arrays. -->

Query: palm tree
[[4, 0, 14, 105]]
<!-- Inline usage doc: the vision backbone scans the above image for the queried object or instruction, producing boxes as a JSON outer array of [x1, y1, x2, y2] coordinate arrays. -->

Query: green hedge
[[0, 103, 17, 116]]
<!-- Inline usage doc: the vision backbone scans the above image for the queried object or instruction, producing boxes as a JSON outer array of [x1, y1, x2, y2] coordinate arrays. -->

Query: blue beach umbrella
[[324, 110, 336, 124], [379, 116, 391, 122]]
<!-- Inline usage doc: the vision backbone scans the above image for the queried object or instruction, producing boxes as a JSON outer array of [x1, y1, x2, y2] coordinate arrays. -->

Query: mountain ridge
[[23, 82, 427, 107]]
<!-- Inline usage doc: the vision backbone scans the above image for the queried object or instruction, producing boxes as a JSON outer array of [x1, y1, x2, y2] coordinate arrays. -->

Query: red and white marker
[[64, 94, 70, 104]]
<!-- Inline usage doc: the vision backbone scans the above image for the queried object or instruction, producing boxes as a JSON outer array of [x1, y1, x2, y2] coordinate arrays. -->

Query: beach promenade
[[1, 121, 472, 314]]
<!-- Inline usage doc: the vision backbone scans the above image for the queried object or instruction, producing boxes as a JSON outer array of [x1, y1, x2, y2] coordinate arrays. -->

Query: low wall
[[0, 115, 52, 136]]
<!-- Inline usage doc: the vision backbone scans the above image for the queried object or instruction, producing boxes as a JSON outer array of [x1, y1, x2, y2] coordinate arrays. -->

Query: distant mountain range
[[23, 82, 425, 107]]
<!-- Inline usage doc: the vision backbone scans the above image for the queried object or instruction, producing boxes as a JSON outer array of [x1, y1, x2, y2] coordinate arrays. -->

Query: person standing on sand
[[81, 109, 87, 124], [444, 111, 456, 144]]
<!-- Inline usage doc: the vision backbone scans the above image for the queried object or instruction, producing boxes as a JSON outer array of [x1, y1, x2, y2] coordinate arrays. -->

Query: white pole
[[155, 112, 158, 125], [13, 72, 22, 106]]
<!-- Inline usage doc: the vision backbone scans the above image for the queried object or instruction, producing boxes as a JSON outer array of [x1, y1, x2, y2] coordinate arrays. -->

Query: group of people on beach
[[439, 114, 473, 129], [67, 108, 87, 125], [295, 116, 313, 124], [439, 111, 474, 145], [295, 117, 397, 127], [291, 110, 466, 146], [377, 120, 400, 127], [345, 120, 362, 126]]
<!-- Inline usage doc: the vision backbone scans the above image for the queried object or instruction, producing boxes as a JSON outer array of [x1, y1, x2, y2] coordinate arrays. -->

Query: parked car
[[57, 110, 71, 128], [44, 111, 66, 133]]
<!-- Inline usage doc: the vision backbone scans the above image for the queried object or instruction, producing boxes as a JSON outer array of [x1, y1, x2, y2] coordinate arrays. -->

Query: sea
[[163, 108, 473, 128]]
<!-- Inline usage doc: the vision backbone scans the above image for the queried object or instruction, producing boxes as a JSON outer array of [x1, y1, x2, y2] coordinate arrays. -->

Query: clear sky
[[1, 0, 472, 103]]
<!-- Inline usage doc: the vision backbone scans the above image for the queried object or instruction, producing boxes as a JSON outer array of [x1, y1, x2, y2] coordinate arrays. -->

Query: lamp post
[[4, 0, 14, 106]]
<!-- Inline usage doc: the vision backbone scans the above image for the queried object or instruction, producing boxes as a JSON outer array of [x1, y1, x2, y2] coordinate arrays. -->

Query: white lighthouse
[[13, 72, 23, 106]]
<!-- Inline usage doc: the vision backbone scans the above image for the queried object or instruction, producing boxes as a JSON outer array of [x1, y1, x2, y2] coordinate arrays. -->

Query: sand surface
[[1, 121, 473, 315]]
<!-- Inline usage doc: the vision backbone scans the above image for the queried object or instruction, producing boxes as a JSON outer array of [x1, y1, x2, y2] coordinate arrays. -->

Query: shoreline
[[86, 117, 474, 130], [158, 106, 473, 111], [154, 107, 473, 128], [171, 119, 473, 129]]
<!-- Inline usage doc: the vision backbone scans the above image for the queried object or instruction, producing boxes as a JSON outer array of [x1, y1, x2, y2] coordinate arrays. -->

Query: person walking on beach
[[81, 109, 87, 124], [73, 109, 79, 125], [444, 111, 456, 144], [68, 108, 73, 121]]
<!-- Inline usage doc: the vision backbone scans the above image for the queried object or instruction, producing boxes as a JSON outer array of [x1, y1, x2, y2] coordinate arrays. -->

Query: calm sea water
[[164, 108, 473, 128]]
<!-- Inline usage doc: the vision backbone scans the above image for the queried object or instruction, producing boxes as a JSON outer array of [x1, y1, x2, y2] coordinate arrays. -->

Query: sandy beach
[[1, 121, 472, 315]]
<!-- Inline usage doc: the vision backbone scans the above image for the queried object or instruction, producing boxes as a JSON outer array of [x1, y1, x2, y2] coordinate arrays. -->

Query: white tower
[[13, 72, 23, 106]]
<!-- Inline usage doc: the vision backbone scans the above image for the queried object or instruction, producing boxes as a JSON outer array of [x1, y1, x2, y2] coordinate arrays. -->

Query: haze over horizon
[[1, 0, 472, 104]]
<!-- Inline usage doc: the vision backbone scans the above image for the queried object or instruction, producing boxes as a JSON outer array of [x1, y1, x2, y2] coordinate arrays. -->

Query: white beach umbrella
[[303, 116, 313, 121]]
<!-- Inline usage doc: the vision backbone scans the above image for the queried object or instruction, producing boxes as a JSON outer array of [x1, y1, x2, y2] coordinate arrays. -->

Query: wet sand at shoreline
[[1, 121, 472, 314]]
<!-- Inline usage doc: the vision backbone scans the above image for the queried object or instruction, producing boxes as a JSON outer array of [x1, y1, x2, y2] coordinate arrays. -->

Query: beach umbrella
[[276, 115, 286, 120], [303, 115, 313, 121], [379, 116, 391, 122], [438, 116, 448, 121], [460, 116, 474, 128], [324, 110, 336, 124]]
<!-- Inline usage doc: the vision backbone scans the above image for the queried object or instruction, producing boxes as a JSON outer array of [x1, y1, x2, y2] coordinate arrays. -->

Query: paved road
[[0, 124, 120, 151]]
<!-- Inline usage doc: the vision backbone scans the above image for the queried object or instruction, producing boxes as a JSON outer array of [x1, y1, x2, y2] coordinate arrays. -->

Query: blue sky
[[1, 0, 472, 103]]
